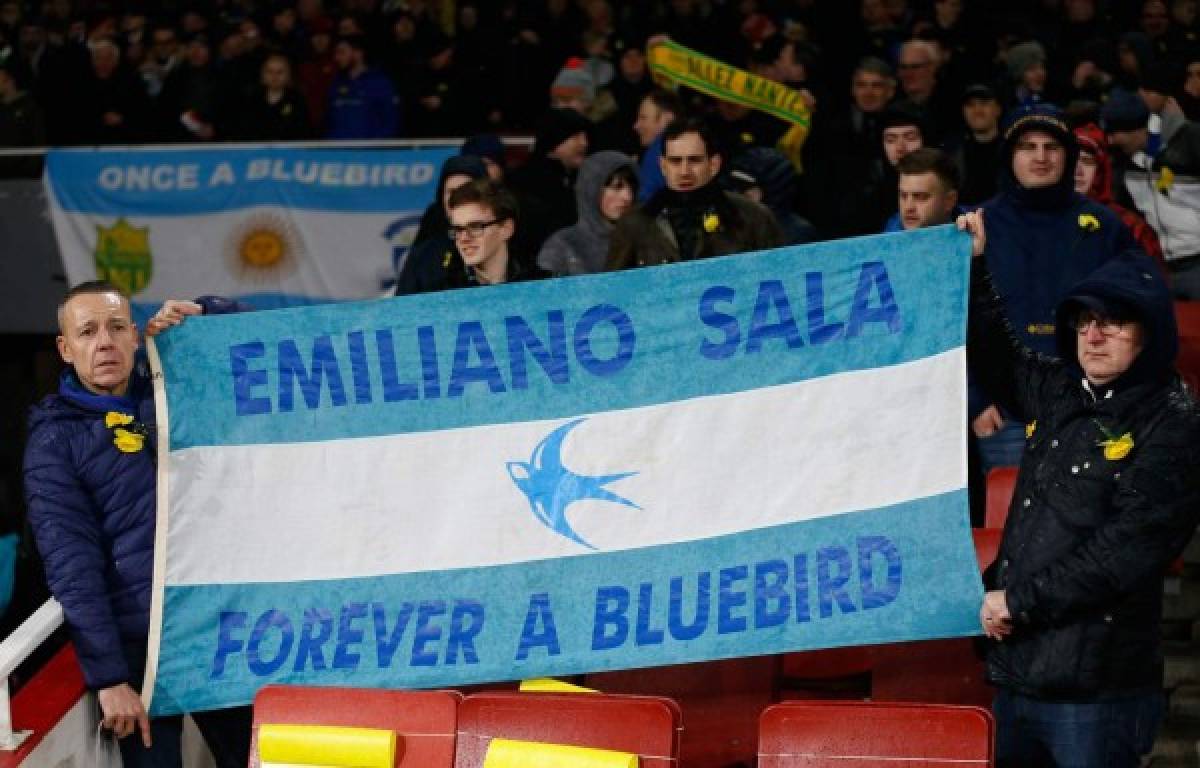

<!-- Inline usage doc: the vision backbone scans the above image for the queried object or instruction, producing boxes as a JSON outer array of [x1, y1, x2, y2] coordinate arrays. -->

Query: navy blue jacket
[[25, 366, 158, 689], [24, 298, 242, 690], [971, 152, 1148, 419]]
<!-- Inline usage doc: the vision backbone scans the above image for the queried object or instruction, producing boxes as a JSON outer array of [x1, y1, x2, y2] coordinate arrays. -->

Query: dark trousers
[[116, 706, 252, 768], [994, 688, 1164, 768], [115, 640, 252, 768]]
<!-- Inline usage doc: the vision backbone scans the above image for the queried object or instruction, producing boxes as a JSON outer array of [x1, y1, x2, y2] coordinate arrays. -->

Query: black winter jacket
[[969, 258, 1200, 699]]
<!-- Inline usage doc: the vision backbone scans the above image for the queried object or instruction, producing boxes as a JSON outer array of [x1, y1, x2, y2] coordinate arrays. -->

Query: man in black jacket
[[962, 211, 1200, 767]]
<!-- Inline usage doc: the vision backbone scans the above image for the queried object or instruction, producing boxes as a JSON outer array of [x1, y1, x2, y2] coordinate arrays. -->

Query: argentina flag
[[43, 146, 454, 321], [143, 225, 982, 715]]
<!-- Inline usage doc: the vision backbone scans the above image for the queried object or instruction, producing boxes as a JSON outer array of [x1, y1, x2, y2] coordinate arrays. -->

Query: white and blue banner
[[44, 146, 454, 320], [144, 226, 981, 716]]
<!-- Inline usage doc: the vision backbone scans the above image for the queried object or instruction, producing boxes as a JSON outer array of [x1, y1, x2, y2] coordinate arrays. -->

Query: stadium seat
[[249, 685, 462, 767], [778, 647, 875, 702], [973, 528, 1002, 573], [984, 466, 1018, 529], [1176, 301, 1200, 394], [758, 700, 994, 767], [586, 657, 773, 767], [454, 691, 680, 768]]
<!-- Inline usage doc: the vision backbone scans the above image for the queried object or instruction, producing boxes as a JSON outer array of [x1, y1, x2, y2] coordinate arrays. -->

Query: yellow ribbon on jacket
[[258, 724, 395, 768], [483, 738, 637, 768], [647, 39, 811, 170]]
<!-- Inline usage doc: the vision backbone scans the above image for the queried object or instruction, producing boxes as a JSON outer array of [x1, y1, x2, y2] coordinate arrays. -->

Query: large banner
[[145, 226, 981, 716], [44, 146, 454, 319]]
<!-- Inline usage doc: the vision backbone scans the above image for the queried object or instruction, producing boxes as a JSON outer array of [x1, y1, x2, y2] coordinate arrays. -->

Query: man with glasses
[[895, 39, 954, 143], [396, 178, 531, 293], [961, 212, 1200, 768]]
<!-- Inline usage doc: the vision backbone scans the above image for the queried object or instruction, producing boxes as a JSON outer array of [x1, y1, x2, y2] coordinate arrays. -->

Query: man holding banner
[[24, 284, 250, 768], [963, 212, 1200, 766]]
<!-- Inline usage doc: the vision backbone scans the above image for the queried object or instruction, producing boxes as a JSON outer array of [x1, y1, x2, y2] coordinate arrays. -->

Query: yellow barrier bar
[[518, 678, 599, 693], [483, 738, 638, 768], [258, 723, 396, 768]]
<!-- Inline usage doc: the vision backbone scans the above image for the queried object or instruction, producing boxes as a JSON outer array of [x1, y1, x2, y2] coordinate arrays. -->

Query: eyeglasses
[[1072, 310, 1132, 337], [448, 219, 500, 240]]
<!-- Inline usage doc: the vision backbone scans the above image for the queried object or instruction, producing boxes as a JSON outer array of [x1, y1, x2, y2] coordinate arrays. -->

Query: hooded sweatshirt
[[538, 151, 638, 276], [1074, 123, 1165, 268]]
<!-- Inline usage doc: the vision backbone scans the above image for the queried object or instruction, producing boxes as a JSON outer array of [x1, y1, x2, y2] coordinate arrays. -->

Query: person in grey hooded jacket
[[538, 151, 638, 276]]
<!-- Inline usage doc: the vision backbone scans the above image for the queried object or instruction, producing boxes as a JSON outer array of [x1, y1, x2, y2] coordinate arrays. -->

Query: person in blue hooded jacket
[[23, 282, 250, 768], [970, 104, 1151, 473]]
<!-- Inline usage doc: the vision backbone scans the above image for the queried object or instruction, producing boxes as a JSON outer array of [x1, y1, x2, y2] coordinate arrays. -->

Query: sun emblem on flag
[[225, 212, 304, 281], [94, 218, 153, 296]]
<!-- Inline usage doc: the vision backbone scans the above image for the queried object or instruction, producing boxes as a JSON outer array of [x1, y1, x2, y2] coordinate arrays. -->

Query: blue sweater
[[326, 69, 400, 139]]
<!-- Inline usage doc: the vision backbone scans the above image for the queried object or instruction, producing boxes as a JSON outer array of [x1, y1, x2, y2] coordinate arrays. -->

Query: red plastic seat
[[454, 691, 680, 767], [1177, 301, 1200, 394], [758, 700, 994, 767], [586, 657, 773, 767], [973, 528, 1002, 573], [249, 685, 462, 767], [985, 466, 1018, 529]]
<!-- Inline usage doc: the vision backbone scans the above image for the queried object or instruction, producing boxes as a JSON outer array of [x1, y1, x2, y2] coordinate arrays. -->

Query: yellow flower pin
[[1025, 420, 1037, 439], [1077, 213, 1100, 232], [112, 428, 145, 453], [1100, 432, 1134, 461], [703, 213, 721, 233], [105, 411, 134, 428], [1156, 166, 1175, 193]]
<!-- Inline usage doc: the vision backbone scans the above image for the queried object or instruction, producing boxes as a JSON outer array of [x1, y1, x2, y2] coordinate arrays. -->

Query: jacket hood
[[1054, 256, 1178, 389], [1073, 123, 1114, 205], [29, 365, 149, 434], [728, 147, 797, 214], [575, 151, 638, 236], [416, 155, 489, 244]]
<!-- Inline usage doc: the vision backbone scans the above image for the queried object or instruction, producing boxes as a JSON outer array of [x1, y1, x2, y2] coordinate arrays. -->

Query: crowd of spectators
[[0, 0, 1198, 245]]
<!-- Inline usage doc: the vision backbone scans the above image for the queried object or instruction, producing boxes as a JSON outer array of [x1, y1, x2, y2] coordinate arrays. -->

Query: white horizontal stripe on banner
[[164, 348, 965, 586]]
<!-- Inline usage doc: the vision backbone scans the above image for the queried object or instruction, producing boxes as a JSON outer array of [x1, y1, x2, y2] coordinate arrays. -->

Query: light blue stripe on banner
[[157, 226, 971, 450], [148, 489, 981, 715], [46, 147, 455, 214]]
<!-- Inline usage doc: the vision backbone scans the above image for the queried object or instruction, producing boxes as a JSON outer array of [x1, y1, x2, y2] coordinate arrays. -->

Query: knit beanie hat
[[1002, 102, 1072, 148], [533, 107, 590, 157], [1100, 90, 1149, 133], [461, 133, 505, 167], [880, 100, 927, 135], [1006, 40, 1046, 80], [551, 57, 596, 104]]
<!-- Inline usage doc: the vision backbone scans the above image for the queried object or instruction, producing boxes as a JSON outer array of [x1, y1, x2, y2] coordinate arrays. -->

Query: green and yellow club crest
[[94, 218, 152, 296]]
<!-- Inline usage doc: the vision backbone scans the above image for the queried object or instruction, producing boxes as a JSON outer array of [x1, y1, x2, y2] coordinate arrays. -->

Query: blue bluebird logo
[[506, 418, 640, 550]]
